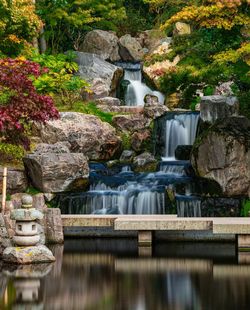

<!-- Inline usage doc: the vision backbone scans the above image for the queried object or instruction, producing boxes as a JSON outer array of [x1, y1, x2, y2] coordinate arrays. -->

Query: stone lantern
[[3, 195, 55, 264]]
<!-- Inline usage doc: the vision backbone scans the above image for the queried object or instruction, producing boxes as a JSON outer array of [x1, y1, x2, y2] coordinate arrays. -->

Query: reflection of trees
[[3, 249, 250, 310], [193, 271, 250, 310]]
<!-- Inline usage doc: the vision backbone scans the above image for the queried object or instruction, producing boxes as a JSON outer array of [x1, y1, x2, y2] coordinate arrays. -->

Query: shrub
[[31, 53, 89, 107], [0, 58, 59, 148]]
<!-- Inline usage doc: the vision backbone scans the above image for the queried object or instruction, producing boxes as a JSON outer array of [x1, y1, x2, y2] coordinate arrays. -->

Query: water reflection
[[1, 241, 250, 310]]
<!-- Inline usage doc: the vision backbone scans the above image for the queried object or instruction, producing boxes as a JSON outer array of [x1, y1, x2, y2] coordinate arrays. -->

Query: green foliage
[[25, 186, 42, 196], [120, 132, 132, 149], [0, 0, 41, 56], [117, 0, 155, 36], [30, 52, 89, 107], [0, 143, 25, 164], [57, 101, 115, 124], [36, 0, 126, 53], [241, 200, 250, 217]]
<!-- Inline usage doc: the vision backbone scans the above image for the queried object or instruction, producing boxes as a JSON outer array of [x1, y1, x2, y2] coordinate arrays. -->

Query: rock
[[33, 193, 47, 212], [44, 193, 55, 202], [75, 52, 123, 99], [175, 145, 193, 161], [166, 92, 181, 109], [133, 152, 157, 172], [80, 30, 120, 62], [34, 142, 71, 154], [191, 116, 250, 197], [118, 34, 144, 62], [45, 208, 64, 244], [120, 150, 135, 162], [3, 245, 55, 264], [0, 214, 11, 254], [173, 22, 191, 36], [144, 94, 159, 105], [11, 209, 43, 221], [131, 130, 151, 153], [137, 30, 166, 53], [95, 97, 121, 106], [144, 103, 169, 119], [24, 151, 89, 193], [200, 96, 239, 123], [0, 167, 28, 194], [10, 193, 26, 209], [112, 114, 150, 132], [35, 112, 122, 161], [214, 82, 234, 96]]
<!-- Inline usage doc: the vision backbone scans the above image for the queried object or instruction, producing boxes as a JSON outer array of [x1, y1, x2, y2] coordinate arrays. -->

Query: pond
[[1, 239, 250, 309]]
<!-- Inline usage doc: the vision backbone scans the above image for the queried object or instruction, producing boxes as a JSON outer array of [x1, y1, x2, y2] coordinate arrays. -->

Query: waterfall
[[123, 68, 165, 106], [176, 196, 202, 217], [159, 161, 190, 176], [164, 113, 200, 160], [58, 181, 166, 215]]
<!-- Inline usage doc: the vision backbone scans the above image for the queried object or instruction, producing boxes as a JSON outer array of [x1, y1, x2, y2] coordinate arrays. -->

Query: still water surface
[[1, 239, 250, 310]]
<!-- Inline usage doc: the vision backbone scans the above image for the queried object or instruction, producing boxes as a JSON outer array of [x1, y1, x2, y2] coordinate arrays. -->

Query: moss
[[241, 200, 250, 217], [56, 101, 116, 124], [67, 178, 90, 192], [134, 162, 158, 173], [120, 132, 132, 150]]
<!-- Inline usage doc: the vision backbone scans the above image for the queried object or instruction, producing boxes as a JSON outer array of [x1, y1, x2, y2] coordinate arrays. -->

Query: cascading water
[[117, 61, 165, 106], [55, 111, 205, 217], [176, 196, 202, 217], [164, 113, 200, 160]]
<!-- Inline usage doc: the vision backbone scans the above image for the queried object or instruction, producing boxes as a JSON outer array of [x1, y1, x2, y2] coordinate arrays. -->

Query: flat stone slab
[[61, 214, 177, 227], [3, 245, 55, 264], [212, 218, 250, 234], [114, 217, 212, 231]]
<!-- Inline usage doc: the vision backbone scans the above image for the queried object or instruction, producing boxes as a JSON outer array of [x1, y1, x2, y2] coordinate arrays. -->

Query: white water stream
[[124, 69, 165, 106]]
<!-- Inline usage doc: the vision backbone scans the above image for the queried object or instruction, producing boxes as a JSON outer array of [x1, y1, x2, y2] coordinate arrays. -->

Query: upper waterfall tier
[[120, 65, 165, 106]]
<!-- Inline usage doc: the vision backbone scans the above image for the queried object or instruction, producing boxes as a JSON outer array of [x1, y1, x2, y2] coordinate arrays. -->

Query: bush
[[0, 143, 25, 164], [30, 52, 89, 107], [0, 58, 59, 148]]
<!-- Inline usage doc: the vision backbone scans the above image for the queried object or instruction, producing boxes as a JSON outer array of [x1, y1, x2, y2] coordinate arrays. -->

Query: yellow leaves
[[161, 2, 249, 31], [7, 34, 21, 44], [213, 43, 250, 64]]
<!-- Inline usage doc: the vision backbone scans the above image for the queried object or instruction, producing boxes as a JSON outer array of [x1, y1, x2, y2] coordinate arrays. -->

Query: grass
[[56, 101, 116, 124]]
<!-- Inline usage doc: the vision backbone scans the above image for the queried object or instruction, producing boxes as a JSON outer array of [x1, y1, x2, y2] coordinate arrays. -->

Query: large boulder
[[80, 30, 120, 62], [200, 96, 239, 123], [112, 114, 150, 132], [0, 167, 28, 194], [75, 52, 123, 99], [118, 34, 144, 62], [191, 117, 250, 197], [23, 143, 89, 193], [35, 112, 122, 161]]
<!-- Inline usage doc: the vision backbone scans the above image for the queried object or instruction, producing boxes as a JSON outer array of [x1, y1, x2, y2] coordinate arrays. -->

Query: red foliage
[[0, 58, 59, 148]]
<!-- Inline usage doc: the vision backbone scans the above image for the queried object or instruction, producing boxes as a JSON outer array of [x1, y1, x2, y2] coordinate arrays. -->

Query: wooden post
[[1, 167, 7, 213]]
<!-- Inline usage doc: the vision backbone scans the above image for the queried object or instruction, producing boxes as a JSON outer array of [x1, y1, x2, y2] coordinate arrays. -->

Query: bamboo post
[[1, 167, 7, 213]]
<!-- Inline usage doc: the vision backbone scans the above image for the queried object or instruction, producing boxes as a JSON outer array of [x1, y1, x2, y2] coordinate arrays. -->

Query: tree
[[0, 0, 41, 56], [145, 0, 250, 116], [36, 0, 127, 53], [0, 58, 59, 147]]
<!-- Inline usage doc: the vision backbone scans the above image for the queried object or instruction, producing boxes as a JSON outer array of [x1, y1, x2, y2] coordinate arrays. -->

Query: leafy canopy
[[0, 0, 41, 56]]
